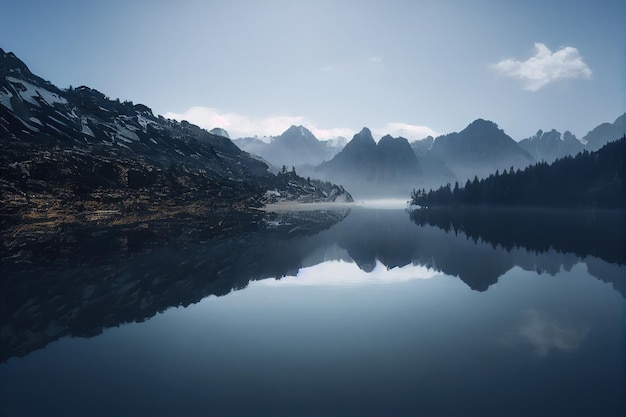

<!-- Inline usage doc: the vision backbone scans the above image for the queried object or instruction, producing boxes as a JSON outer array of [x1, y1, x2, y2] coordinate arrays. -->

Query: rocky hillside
[[0, 48, 351, 259]]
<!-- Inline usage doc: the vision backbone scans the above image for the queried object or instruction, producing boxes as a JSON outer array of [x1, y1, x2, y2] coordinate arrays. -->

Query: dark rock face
[[320, 127, 378, 178], [376, 135, 419, 181]]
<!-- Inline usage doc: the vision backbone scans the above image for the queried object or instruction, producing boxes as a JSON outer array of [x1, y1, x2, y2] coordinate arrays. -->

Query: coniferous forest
[[411, 136, 626, 209]]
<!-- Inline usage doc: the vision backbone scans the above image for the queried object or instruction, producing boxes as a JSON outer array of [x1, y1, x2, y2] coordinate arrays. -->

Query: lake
[[1, 203, 625, 417]]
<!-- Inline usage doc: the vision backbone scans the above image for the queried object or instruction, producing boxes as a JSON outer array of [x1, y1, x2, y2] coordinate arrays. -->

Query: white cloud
[[164, 107, 307, 140], [368, 56, 382, 63], [374, 123, 439, 141], [490, 42, 592, 91], [310, 126, 355, 140], [164, 107, 438, 142]]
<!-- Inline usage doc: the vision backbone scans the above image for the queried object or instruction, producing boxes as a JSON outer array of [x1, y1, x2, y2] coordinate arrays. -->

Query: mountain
[[429, 119, 535, 180], [320, 127, 378, 176], [377, 134, 420, 181], [209, 127, 230, 139], [518, 129, 584, 163], [267, 125, 329, 167], [315, 128, 449, 197], [0, 48, 351, 251], [232, 136, 269, 160], [581, 112, 626, 151], [410, 135, 434, 157], [322, 135, 347, 149], [233, 125, 343, 170]]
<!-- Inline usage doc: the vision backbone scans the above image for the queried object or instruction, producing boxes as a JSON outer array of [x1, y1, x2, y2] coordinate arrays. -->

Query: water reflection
[[499, 308, 592, 358], [1, 206, 625, 362], [261, 259, 438, 287], [409, 207, 626, 294], [1, 207, 625, 417]]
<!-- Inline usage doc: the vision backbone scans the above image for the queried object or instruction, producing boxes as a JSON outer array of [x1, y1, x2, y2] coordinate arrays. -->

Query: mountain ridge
[[0, 48, 352, 259]]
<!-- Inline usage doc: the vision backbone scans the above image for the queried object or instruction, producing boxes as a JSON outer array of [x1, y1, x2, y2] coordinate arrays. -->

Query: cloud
[[310, 126, 355, 140], [164, 107, 307, 140], [374, 123, 439, 141], [500, 308, 590, 357], [368, 56, 382, 63], [164, 107, 438, 142], [490, 42, 592, 91]]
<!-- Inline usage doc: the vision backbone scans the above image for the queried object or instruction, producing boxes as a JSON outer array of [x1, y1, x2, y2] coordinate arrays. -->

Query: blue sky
[[1, 0, 624, 140]]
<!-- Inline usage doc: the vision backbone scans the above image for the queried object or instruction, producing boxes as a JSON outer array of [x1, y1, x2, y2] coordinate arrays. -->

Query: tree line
[[411, 136, 626, 209]]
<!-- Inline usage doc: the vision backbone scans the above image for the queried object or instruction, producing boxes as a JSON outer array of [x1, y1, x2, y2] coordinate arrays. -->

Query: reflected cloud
[[505, 309, 590, 357], [260, 260, 439, 287]]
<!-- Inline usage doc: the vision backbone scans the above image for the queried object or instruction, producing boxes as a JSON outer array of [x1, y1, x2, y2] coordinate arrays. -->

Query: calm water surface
[[1, 206, 625, 416]]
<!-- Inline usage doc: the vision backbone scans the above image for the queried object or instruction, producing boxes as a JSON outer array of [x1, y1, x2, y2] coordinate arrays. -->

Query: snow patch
[[0, 88, 14, 111], [63, 109, 79, 120], [6, 76, 67, 107], [81, 122, 95, 137], [16, 116, 39, 132], [48, 115, 68, 127], [137, 115, 149, 130], [114, 123, 140, 142]]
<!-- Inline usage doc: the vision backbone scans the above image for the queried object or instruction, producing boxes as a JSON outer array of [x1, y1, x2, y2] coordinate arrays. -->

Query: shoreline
[[261, 198, 410, 212]]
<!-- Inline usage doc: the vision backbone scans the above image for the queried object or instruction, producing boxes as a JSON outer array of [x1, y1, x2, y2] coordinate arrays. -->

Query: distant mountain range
[[518, 129, 583, 163], [314, 128, 453, 196], [230, 114, 625, 198], [233, 125, 345, 170], [429, 118, 534, 180], [517, 113, 626, 163], [581, 113, 626, 151]]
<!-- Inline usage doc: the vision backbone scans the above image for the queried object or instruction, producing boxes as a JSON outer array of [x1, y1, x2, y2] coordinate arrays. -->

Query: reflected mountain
[[0, 209, 350, 362], [409, 207, 626, 293], [2, 206, 625, 362]]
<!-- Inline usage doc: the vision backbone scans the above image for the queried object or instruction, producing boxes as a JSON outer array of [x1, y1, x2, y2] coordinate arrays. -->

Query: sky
[[1, 0, 624, 141]]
